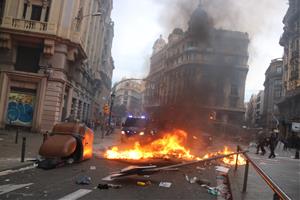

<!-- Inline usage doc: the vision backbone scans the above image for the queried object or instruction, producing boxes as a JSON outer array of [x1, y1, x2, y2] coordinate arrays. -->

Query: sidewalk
[[229, 145, 300, 200], [0, 127, 120, 172], [0, 128, 42, 171]]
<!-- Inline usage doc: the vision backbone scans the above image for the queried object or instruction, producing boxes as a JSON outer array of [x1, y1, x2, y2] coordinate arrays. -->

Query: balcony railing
[[0, 17, 56, 35]]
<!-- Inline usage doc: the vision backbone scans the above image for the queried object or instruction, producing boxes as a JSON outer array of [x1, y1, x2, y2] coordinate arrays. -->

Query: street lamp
[[75, 12, 102, 20], [108, 92, 115, 126], [74, 11, 102, 31]]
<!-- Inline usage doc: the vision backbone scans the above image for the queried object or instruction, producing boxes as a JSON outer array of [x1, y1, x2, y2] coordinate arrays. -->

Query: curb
[[0, 161, 35, 173]]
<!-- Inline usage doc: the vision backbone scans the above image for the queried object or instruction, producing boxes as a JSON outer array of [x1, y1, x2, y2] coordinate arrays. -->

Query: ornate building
[[114, 79, 144, 116], [0, 0, 114, 132], [263, 58, 283, 129], [144, 5, 249, 133], [278, 0, 300, 135]]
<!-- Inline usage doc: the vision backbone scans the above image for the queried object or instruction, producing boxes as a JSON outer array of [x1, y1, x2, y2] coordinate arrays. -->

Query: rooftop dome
[[152, 35, 166, 54]]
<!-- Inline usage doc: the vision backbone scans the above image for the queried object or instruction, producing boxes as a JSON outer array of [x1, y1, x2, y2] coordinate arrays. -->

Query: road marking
[[58, 189, 92, 200], [0, 183, 33, 195]]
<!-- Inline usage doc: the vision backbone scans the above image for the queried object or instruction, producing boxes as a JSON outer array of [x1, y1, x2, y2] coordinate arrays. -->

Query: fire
[[105, 130, 196, 160], [219, 146, 246, 165], [104, 129, 246, 165]]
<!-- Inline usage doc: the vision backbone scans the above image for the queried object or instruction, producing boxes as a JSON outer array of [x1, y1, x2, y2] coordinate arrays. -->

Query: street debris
[[75, 175, 92, 185], [38, 122, 94, 168], [4, 179, 10, 182], [102, 151, 245, 181], [137, 181, 151, 186], [196, 178, 211, 186], [37, 158, 63, 169], [159, 182, 172, 188], [90, 166, 96, 170], [97, 183, 122, 190], [215, 166, 230, 174], [214, 166, 232, 200], [185, 175, 198, 184], [196, 166, 206, 171]]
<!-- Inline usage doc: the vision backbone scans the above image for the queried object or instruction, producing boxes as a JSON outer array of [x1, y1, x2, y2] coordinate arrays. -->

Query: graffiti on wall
[[6, 92, 36, 126]]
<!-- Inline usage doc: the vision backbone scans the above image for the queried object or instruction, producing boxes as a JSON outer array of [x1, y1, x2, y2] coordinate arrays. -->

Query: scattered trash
[[185, 174, 189, 182], [215, 166, 230, 174], [37, 159, 62, 170], [185, 175, 198, 184], [75, 175, 92, 185], [4, 179, 10, 182], [90, 166, 96, 170], [108, 184, 122, 189], [159, 182, 172, 188], [98, 184, 109, 190], [216, 175, 225, 180], [196, 178, 211, 186], [97, 183, 122, 189], [207, 187, 220, 196], [196, 166, 205, 171], [143, 175, 150, 178], [67, 158, 74, 164], [137, 181, 149, 186], [0, 138, 3, 141]]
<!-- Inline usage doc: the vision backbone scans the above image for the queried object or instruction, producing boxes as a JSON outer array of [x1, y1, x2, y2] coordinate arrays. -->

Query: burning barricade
[[104, 129, 245, 166]]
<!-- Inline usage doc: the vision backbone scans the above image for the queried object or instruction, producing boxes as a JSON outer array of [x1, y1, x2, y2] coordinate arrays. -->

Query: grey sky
[[111, 0, 288, 101]]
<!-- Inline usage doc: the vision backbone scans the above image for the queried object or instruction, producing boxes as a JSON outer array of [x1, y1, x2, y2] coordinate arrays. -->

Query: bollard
[[15, 128, 19, 144], [21, 137, 26, 162], [235, 145, 239, 171], [242, 159, 249, 192]]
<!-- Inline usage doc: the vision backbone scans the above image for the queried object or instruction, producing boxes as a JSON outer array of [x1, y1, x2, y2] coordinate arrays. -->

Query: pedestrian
[[256, 130, 266, 155], [268, 132, 277, 158]]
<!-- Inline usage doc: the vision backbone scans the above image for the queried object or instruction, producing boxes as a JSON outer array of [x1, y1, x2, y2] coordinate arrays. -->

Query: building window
[[22, 3, 28, 19], [276, 66, 282, 73], [31, 5, 43, 21], [274, 90, 281, 98], [230, 84, 239, 96], [15, 46, 42, 73], [230, 98, 238, 108], [274, 79, 282, 86], [0, 0, 5, 18]]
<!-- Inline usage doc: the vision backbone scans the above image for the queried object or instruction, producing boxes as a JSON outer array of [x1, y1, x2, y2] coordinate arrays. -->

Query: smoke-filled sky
[[111, 0, 288, 101]]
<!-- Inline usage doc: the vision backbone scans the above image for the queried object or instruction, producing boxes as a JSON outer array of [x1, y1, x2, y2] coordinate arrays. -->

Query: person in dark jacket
[[256, 130, 266, 155], [268, 132, 277, 158]]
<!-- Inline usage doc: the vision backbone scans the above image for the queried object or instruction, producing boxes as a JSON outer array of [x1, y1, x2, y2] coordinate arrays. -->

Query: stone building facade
[[114, 79, 144, 116], [0, 0, 114, 132], [144, 5, 249, 133], [263, 58, 283, 129], [278, 0, 300, 135]]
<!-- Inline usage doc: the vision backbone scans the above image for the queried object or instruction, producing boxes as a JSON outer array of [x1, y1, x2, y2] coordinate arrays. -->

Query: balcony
[[0, 17, 57, 35]]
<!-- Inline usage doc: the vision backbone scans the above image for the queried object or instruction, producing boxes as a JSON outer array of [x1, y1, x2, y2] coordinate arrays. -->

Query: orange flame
[[104, 129, 246, 165]]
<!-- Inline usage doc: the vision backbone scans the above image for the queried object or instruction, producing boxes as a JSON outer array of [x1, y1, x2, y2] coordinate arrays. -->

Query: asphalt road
[[0, 156, 218, 200]]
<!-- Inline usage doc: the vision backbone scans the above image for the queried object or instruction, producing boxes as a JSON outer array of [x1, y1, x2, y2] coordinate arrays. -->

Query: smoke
[[155, 0, 284, 37]]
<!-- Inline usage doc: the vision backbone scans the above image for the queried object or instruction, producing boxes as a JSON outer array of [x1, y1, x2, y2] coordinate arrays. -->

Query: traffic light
[[103, 103, 110, 115], [209, 111, 216, 120]]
